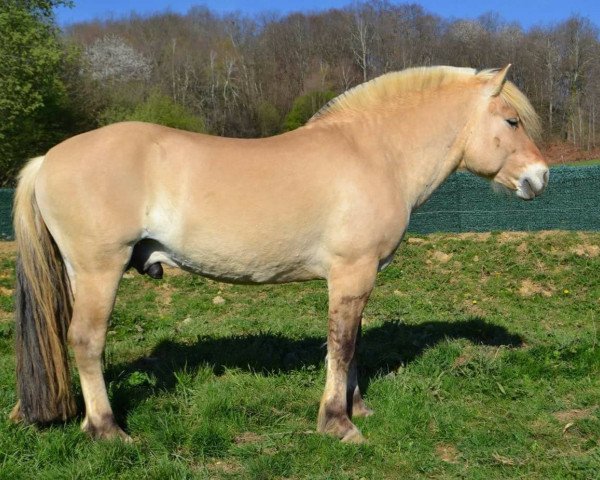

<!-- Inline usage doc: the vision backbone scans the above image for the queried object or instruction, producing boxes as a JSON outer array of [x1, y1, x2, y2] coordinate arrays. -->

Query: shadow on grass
[[106, 317, 522, 425]]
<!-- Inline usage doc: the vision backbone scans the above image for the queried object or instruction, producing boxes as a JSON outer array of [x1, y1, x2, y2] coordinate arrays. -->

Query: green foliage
[[4, 1, 72, 20], [256, 101, 281, 137], [282, 91, 336, 131], [98, 93, 206, 132], [0, 0, 73, 185]]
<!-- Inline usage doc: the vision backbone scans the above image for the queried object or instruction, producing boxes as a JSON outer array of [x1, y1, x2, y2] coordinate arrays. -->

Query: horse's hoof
[[341, 427, 366, 444], [118, 430, 133, 443], [84, 424, 132, 442], [318, 408, 365, 443], [352, 403, 374, 418], [82, 416, 132, 442]]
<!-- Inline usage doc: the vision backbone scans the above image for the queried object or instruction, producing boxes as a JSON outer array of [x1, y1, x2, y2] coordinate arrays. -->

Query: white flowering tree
[[85, 34, 151, 83]]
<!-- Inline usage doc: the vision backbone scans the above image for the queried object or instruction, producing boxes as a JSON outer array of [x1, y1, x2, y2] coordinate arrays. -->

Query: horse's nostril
[[543, 169, 549, 184], [522, 177, 533, 196]]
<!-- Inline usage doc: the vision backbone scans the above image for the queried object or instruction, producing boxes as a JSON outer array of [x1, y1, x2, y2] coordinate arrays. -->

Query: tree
[[85, 34, 151, 83], [98, 92, 206, 132], [4, 1, 598, 187], [282, 91, 336, 131], [0, 0, 72, 185], [256, 101, 281, 137], [350, 7, 373, 82]]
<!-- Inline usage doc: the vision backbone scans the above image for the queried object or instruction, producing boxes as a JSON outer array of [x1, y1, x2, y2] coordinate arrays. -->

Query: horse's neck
[[401, 127, 466, 210], [363, 96, 470, 211]]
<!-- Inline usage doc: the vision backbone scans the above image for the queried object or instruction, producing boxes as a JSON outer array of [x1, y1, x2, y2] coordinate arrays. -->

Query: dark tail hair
[[9, 156, 76, 424]]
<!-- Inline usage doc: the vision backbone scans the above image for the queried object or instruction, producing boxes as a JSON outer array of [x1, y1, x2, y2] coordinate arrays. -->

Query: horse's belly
[[144, 241, 324, 284], [143, 184, 329, 284]]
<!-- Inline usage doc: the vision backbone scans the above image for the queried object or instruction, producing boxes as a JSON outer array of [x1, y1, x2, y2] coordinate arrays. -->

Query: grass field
[[0, 232, 599, 479]]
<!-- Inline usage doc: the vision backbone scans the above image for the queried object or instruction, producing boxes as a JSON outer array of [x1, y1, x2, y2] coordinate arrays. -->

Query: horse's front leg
[[318, 258, 377, 443]]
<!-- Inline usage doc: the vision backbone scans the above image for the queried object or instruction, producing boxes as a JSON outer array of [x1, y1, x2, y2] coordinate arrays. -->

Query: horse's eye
[[506, 118, 519, 128]]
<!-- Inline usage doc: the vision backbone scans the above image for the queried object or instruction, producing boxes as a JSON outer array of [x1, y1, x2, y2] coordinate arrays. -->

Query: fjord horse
[[11, 65, 548, 443]]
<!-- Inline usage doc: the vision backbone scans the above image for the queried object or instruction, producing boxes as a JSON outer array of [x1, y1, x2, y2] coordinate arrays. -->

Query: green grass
[[0, 231, 599, 479], [557, 158, 600, 167]]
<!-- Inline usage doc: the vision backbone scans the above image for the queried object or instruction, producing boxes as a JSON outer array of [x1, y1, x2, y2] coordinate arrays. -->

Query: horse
[[10, 64, 548, 443]]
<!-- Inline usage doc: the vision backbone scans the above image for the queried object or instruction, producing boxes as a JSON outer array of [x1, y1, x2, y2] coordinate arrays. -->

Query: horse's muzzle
[[516, 164, 549, 200]]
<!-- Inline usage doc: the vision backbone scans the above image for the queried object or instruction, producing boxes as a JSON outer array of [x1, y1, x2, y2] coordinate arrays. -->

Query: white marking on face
[[516, 163, 549, 200]]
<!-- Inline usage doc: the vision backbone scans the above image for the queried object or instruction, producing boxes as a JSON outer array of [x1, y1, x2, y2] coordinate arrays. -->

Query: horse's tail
[[9, 156, 76, 424]]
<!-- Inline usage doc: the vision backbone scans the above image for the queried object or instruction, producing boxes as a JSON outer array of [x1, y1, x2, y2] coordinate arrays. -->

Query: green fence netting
[[409, 165, 600, 233], [0, 189, 13, 240], [0, 165, 598, 240]]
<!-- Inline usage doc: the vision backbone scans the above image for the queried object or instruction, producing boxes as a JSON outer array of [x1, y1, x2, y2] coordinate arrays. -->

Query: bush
[[282, 91, 336, 131], [99, 93, 206, 132], [256, 101, 281, 137]]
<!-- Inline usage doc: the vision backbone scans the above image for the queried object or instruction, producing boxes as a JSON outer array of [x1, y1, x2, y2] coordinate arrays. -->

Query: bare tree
[[350, 7, 372, 82], [62, 5, 600, 147]]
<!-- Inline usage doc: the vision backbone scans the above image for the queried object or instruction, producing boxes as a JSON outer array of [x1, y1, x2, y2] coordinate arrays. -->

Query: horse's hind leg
[[318, 258, 377, 443], [347, 320, 374, 418], [68, 263, 129, 441]]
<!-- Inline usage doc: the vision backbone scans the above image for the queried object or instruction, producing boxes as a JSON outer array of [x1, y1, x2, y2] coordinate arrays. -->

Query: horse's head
[[462, 65, 548, 200]]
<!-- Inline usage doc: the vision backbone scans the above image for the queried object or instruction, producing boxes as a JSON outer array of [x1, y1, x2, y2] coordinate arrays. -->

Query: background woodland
[[2, 0, 599, 184]]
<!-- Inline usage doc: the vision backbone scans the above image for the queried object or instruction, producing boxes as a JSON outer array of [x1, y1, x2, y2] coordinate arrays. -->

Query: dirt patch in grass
[[430, 250, 453, 263], [516, 242, 528, 254], [452, 352, 473, 369], [205, 459, 244, 475], [519, 279, 555, 298], [570, 244, 600, 258], [535, 230, 558, 239], [164, 266, 189, 277], [553, 406, 598, 423], [497, 232, 529, 243], [234, 431, 264, 444], [577, 232, 598, 242], [453, 232, 491, 242], [435, 443, 460, 463], [0, 286, 13, 296], [407, 237, 427, 245], [0, 242, 16, 256], [463, 300, 486, 316], [154, 283, 175, 314]]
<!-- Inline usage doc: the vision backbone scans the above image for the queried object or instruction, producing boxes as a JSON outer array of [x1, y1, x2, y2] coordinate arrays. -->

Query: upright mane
[[309, 66, 541, 139]]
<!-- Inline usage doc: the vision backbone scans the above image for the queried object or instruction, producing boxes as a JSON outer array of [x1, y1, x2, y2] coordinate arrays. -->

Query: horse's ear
[[488, 64, 511, 97]]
